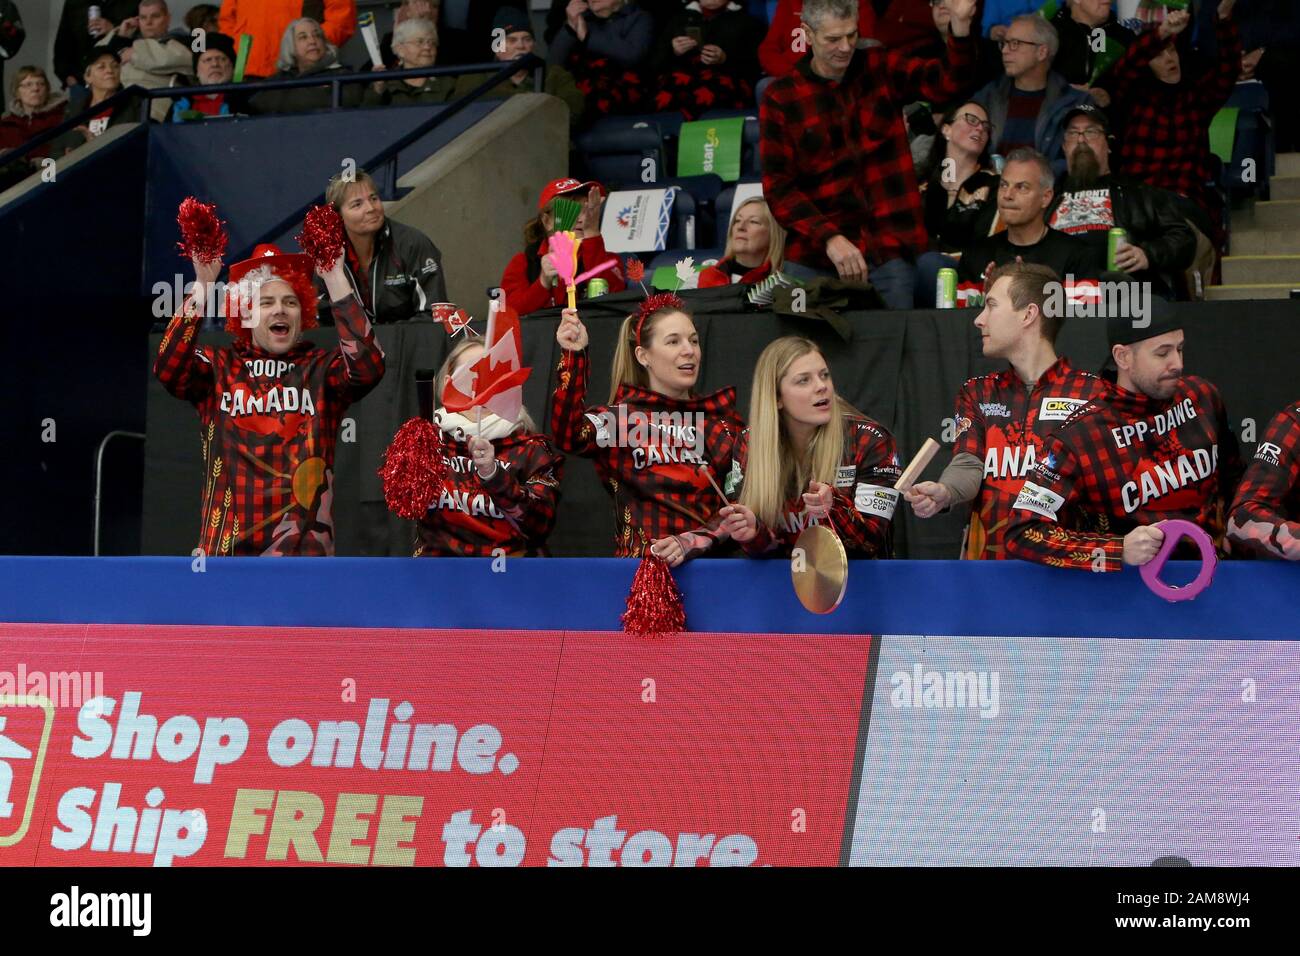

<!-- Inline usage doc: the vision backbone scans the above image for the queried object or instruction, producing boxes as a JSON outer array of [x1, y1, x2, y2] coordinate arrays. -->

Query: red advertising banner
[[0, 624, 871, 867]]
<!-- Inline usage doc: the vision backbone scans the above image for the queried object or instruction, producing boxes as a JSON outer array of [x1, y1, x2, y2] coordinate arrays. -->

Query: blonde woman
[[551, 294, 743, 565], [383, 336, 563, 557], [698, 197, 786, 288], [719, 336, 902, 558]]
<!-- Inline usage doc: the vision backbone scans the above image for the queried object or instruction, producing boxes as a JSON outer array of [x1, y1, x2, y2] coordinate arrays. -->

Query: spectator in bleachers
[[219, 0, 357, 81], [0, 67, 66, 190], [501, 177, 627, 316], [184, 5, 221, 36], [171, 33, 245, 123], [758, 0, 873, 78], [544, 0, 682, 44], [1237, 0, 1299, 152], [250, 18, 363, 114], [547, 0, 655, 115], [915, 101, 999, 304], [94, 0, 191, 122], [760, 0, 980, 309], [698, 197, 787, 287], [1046, 105, 1196, 298], [451, 8, 585, 127], [1104, 3, 1239, 253], [1049, 0, 1138, 108], [49, 49, 141, 156], [651, 1, 765, 119], [919, 101, 999, 252], [1, 67, 68, 153], [365, 17, 454, 106], [380, 0, 437, 67], [972, 14, 1093, 173], [54, 1, 136, 94], [956, 148, 1095, 286], [319, 170, 448, 324]]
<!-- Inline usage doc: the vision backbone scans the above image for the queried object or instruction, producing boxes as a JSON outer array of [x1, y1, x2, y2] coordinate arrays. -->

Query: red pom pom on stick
[[378, 418, 448, 519], [626, 257, 645, 283], [622, 553, 686, 638], [176, 196, 228, 264], [297, 204, 346, 272]]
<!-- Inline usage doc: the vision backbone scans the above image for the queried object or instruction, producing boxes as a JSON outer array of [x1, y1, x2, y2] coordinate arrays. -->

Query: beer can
[[89, 6, 102, 35], [936, 268, 957, 309], [1107, 228, 1128, 271], [586, 278, 609, 298]]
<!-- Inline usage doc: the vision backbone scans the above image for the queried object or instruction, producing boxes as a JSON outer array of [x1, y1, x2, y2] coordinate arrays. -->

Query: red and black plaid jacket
[[1107, 15, 1240, 210], [727, 414, 902, 558], [759, 34, 975, 270], [1004, 375, 1243, 571], [408, 427, 563, 558], [1227, 402, 1300, 560], [154, 295, 385, 556], [951, 357, 1107, 559], [551, 348, 743, 558]]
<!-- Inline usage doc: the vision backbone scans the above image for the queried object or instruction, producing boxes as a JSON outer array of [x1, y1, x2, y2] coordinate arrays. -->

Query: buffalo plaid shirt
[[1227, 402, 1300, 560], [1004, 375, 1243, 571], [406, 427, 564, 558], [951, 357, 1108, 560], [551, 348, 743, 558], [154, 295, 385, 556], [759, 34, 976, 270], [727, 415, 903, 558], [1107, 15, 1240, 210]]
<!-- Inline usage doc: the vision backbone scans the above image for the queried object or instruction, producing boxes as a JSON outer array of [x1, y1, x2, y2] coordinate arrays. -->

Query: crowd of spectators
[[0, 0, 1291, 311]]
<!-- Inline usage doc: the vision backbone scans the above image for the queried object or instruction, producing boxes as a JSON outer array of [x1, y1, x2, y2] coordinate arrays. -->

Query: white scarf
[[435, 408, 518, 442]]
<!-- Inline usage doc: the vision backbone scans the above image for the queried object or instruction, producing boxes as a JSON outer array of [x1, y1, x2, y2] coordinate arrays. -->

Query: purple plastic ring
[[1139, 519, 1218, 603]]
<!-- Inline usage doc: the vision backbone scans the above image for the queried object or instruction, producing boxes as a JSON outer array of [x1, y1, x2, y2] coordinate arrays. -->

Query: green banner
[[1209, 107, 1239, 165], [677, 118, 745, 182]]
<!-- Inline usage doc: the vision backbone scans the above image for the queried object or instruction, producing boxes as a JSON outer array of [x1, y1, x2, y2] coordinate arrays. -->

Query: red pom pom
[[176, 197, 228, 264], [297, 204, 346, 272], [621, 553, 686, 638], [626, 257, 645, 283], [378, 418, 448, 520]]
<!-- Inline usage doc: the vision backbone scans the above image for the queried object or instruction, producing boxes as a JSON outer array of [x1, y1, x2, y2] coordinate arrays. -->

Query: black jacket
[[651, 3, 764, 85], [1045, 173, 1196, 297], [249, 63, 364, 115], [318, 218, 448, 325], [1049, 8, 1138, 92]]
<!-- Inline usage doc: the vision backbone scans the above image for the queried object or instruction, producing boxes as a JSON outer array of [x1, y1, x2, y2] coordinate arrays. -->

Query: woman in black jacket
[[650, 1, 765, 119]]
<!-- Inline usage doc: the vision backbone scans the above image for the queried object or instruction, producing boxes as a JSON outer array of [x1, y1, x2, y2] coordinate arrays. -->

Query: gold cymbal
[[791, 524, 848, 614]]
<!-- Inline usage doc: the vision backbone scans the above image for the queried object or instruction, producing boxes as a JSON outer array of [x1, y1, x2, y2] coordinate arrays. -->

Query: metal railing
[[0, 54, 544, 177]]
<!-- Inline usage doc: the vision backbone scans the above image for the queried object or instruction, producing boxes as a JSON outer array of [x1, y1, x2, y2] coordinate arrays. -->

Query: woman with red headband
[[718, 336, 902, 559], [500, 177, 626, 316], [153, 244, 386, 556], [552, 294, 742, 565]]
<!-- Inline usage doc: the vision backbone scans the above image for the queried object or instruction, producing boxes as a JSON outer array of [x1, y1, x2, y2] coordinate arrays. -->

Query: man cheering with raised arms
[[1003, 292, 1242, 570]]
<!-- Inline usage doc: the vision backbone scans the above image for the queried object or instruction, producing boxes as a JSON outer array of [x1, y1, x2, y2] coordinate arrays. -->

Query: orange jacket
[[219, 0, 357, 80]]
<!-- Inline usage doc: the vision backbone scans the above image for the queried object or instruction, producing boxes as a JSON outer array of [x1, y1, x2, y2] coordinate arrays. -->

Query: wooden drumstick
[[894, 438, 941, 492], [698, 463, 729, 505]]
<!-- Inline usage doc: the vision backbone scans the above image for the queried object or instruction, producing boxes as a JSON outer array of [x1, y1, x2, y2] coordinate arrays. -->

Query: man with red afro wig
[[154, 244, 385, 556]]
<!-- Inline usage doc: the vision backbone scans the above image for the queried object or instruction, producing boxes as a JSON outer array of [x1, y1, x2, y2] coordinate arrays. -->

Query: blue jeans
[[784, 256, 918, 310]]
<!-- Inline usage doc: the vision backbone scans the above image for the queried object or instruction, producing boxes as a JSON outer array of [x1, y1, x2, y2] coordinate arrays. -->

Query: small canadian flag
[[441, 290, 532, 423]]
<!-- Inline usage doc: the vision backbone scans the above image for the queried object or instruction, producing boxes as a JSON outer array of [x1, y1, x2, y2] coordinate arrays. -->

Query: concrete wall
[[386, 91, 567, 312]]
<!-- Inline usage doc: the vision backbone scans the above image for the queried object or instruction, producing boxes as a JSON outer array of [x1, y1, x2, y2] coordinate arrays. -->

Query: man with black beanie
[[1004, 288, 1243, 570]]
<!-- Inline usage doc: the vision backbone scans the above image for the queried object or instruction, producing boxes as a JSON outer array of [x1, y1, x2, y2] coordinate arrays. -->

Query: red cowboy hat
[[224, 243, 319, 336]]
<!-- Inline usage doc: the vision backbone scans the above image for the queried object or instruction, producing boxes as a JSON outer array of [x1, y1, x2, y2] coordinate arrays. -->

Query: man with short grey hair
[[971, 13, 1092, 172], [957, 147, 1093, 286], [760, 0, 980, 309]]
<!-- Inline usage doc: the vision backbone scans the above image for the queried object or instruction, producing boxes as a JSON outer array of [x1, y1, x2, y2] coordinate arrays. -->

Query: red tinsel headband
[[633, 292, 686, 348]]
